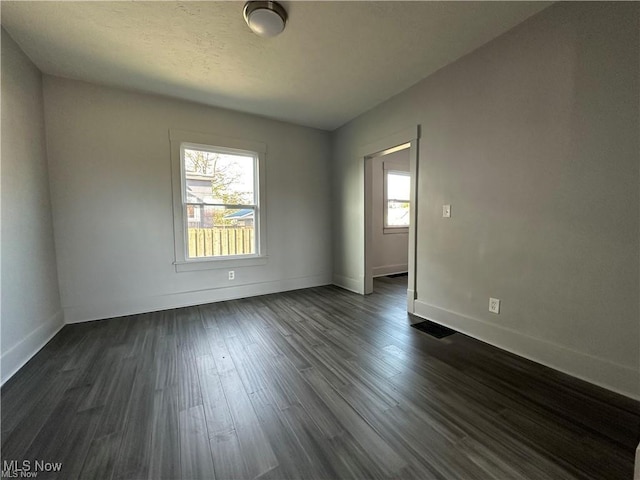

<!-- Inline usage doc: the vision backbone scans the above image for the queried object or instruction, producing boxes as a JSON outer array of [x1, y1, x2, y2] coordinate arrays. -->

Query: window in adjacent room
[[384, 170, 410, 230], [170, 130, 267, 272]]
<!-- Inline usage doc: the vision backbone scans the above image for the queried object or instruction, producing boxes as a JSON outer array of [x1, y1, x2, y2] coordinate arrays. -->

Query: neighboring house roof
[[224, 209, 254, 220]]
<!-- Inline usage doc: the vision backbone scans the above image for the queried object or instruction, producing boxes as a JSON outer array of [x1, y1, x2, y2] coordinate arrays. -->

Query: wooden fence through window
[[187, 227, 255, 257]]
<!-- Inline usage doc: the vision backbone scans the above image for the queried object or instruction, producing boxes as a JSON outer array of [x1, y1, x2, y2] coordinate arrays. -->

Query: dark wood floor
[[2, 276, 639, 479]]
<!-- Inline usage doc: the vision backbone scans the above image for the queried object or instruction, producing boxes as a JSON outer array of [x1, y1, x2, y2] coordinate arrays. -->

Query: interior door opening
[[364, 143, 411, 295]]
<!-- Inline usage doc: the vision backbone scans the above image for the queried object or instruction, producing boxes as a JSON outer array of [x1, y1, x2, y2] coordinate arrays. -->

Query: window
[[186, 204, 201, 223], [170, 130, 267, 271], [384, 170, 410, 230]]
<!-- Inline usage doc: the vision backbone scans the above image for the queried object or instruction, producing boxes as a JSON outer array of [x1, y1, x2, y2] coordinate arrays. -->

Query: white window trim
[[169, 129, 267, 272], [383, 168, 410, 234]]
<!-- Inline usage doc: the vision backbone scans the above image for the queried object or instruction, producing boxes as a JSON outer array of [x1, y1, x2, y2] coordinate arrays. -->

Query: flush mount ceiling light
[[243, 1, 287, 38]]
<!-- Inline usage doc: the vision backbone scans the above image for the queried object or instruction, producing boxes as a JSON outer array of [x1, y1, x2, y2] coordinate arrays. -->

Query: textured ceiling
[[1, 1, 550, 130]]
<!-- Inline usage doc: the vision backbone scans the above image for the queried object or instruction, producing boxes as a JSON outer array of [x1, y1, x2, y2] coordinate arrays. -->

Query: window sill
[[384, 227, 409, 235], [174, 255, 268, 272]]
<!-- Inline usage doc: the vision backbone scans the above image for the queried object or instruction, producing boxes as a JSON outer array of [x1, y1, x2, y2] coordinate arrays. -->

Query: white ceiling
[[1, 1, 550, 131]]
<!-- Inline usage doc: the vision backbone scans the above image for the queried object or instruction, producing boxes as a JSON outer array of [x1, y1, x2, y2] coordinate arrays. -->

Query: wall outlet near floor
[[442, 204, 451, 218], [489, 297, 500, 314], [228, 270, 235, 280]]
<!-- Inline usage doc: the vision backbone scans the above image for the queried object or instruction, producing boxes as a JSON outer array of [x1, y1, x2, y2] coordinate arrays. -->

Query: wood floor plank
[[1, 368, 79, 461], [47, 406, 104, 480], [113, 324, 157, 480], [300, 367, 408, 477], [209, 430, 249, 480], [196, 355, 235, 437], [248, 387, 337, 480], [179, 405, 215, 480], [225, 334, 269, 396], [92, 355, 138, 439], [154, 332, 178, 391], [246, 340, 346, 439], [148, 386, 180, 480], [233, 422, 280, 480], [77, 344, 127, 412], [210, 336, 279, 478], [242, 341, 297, 411], [20, 384, 94, 480], [389, 369, 585, 479], [278, 403, 343, 479], [79, 431, 122, 480], [177, 342, 203, 412], [0, 325, 85, 438]]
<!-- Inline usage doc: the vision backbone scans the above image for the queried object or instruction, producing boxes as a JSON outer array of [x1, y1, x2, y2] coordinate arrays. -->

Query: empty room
[[1, 1, 639, 479]]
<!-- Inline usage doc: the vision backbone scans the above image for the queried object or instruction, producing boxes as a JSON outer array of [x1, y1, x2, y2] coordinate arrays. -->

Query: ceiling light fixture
[[243, 1, 287, 38]]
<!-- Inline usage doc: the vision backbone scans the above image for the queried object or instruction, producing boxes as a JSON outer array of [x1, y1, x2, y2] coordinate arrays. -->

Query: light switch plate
[[442, 205, 451, 218]]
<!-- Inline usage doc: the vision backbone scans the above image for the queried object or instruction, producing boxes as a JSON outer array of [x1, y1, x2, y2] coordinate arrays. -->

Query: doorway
[[361, 126, 419, 313], [367, 146, 410, 294]]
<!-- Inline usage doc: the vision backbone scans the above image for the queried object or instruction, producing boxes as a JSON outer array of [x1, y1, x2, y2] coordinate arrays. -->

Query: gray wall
[[1, 29, 64, 383], [332, 3, 639, 398], [43, 76, 333, 322]]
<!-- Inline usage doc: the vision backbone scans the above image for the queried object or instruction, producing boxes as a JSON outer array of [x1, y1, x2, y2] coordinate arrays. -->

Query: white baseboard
[[64, 274, 332, 323], [414, 300, 640, 400], [1, 310, 64, 386], [634, 443, 640, 480], [372, 264, 408, 277], [332, 274, 363, 294]]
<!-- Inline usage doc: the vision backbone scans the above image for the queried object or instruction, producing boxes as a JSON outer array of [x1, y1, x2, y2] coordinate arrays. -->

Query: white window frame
[[170, 130, 267, 272], [383, 168, 410, 234]]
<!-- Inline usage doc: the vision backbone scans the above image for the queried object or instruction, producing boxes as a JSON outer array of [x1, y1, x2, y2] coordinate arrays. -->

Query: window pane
[[184, 148, 255, 205], [387, 200, 410, 226], [186, 206, 256, 258], [387, 172, 410, 201]]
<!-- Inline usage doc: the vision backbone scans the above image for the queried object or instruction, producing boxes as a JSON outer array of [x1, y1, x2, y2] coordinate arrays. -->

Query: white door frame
[[359, 126, 420, 312]]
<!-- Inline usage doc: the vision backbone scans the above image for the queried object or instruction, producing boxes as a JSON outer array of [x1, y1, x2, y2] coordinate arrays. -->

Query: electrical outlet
[[489, 297, 500, 314], [228, 271, 235, 280], [442, 204, 451, 218]]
